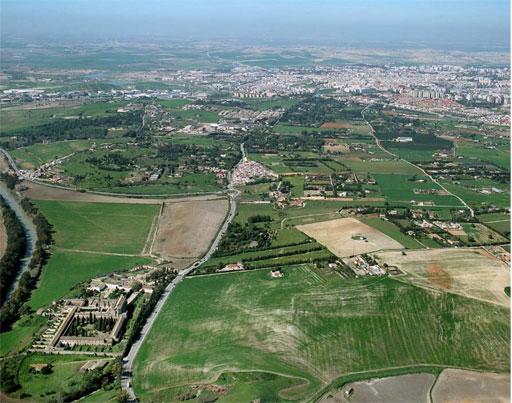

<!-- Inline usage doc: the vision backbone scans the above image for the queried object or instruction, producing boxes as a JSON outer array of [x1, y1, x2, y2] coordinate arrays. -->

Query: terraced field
[[133, 265, 510, 402]]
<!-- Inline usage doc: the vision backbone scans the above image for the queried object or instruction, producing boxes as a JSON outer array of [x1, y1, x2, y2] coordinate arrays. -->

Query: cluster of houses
[[231, 160, 278, 186], [343, 255, 386, 277]]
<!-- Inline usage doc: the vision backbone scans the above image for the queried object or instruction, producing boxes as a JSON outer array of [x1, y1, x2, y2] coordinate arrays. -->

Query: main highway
[[120, 147, 244, 401]]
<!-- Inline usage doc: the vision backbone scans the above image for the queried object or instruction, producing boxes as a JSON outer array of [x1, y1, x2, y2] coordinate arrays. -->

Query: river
[[0, 182, 38, 298]]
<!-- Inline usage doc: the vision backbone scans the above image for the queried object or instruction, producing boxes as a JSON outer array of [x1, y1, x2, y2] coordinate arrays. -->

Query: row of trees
[[0, 196, 27, 306]]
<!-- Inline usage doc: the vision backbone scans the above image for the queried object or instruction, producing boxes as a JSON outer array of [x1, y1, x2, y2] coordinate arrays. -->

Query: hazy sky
[[1, 0, 510, 50]]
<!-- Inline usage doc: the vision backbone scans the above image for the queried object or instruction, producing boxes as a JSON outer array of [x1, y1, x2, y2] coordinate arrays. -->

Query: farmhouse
[[270, 269, 284, 278]]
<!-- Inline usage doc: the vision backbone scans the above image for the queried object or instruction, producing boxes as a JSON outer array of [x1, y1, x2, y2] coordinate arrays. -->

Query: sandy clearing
[[20, 180, 223, 205], [296, 217, 403, 258], [373, 248, 510, 307], [151, 198, 229, 259], [0, 215, 6, 259], [432, 369, 510, 403], [320, 373, 436, 403], [321, 122, 357, 130]]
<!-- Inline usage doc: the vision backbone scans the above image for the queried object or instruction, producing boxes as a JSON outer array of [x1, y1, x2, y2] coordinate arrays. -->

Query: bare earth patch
[[432, 369, 510, 403], [296, 217, 403, 258], [0, 215, 6, 260], [373, 248, 510, 307], [320, 373, 436, 403], [151, 198, 228, 259]]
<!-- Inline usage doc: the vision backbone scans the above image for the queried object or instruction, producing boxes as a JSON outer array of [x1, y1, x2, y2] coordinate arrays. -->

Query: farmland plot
[[297, 217, 403, 257], [373, 248, 510, 307]]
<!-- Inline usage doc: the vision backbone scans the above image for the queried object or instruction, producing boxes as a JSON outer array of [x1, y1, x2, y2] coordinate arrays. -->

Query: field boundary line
[[54, 247, 142, 257], [143, 202, 164, 256]]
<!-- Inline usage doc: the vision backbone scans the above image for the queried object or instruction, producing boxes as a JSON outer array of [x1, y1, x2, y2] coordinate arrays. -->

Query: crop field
[[440, 181, 510, 209], [342, 158, 420, 176], [360, 217, 425, 249], [297, 217, 404, 257], [151, 198, 228, 259], [373, 248, 510, 307], [29, 251, 151, 309], [35, 200, 158, 254], [455, 141, 510, 171], [374, 174, 462, 206], [477, 212, 511, 236], [133, 265, 510, 402]]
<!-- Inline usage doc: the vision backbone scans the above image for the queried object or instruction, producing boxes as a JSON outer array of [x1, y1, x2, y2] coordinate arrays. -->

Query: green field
[[374, 174, 462, 206], [35, 200, 158, 254], [8, 354, 113, 402], [477, 212, 511, 236], [0, 315, 46, 356], [29, 251, 151, 309], [0, 102, 125, 132], [240, 97, 299, 111], [26, 200, 157, 309], [12, 138, 124, 169], [134, 265, 510, 402], [360, 217, 425, 249]]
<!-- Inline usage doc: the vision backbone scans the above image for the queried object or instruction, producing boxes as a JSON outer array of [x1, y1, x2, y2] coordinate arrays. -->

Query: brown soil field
[[320, 373, 436, 403], [432, 369, 510, 403], [427, 263, 453, 290], [321, 122, 355, 129], [373, 248, 510, 307], [21, 181, 221, 205], [151, 198, 228, 259], [296, 217, 403, 258], [323, 140, 350, 153], [0, 215, 6, 260]]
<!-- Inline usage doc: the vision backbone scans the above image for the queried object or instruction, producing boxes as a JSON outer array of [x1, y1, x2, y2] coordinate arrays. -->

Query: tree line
[[0, 198, 53, 331]]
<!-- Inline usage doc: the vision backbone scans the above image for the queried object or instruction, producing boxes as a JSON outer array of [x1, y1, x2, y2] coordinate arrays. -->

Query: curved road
[[361, 105, 474, 217], [121, 147, 245, 401]]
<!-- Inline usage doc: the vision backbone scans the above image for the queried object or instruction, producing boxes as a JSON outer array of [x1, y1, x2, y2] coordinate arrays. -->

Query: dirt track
[[151, 198, 229, 259], [21, 181, 223, 205]]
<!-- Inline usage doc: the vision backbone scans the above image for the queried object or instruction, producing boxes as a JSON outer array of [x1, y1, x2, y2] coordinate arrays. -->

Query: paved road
[[360, 105, 474, 217], [121, 179, 241, 401]]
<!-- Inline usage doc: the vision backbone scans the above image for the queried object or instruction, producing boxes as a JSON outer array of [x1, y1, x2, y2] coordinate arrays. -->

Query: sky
[[1, 0, 510, 51]]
